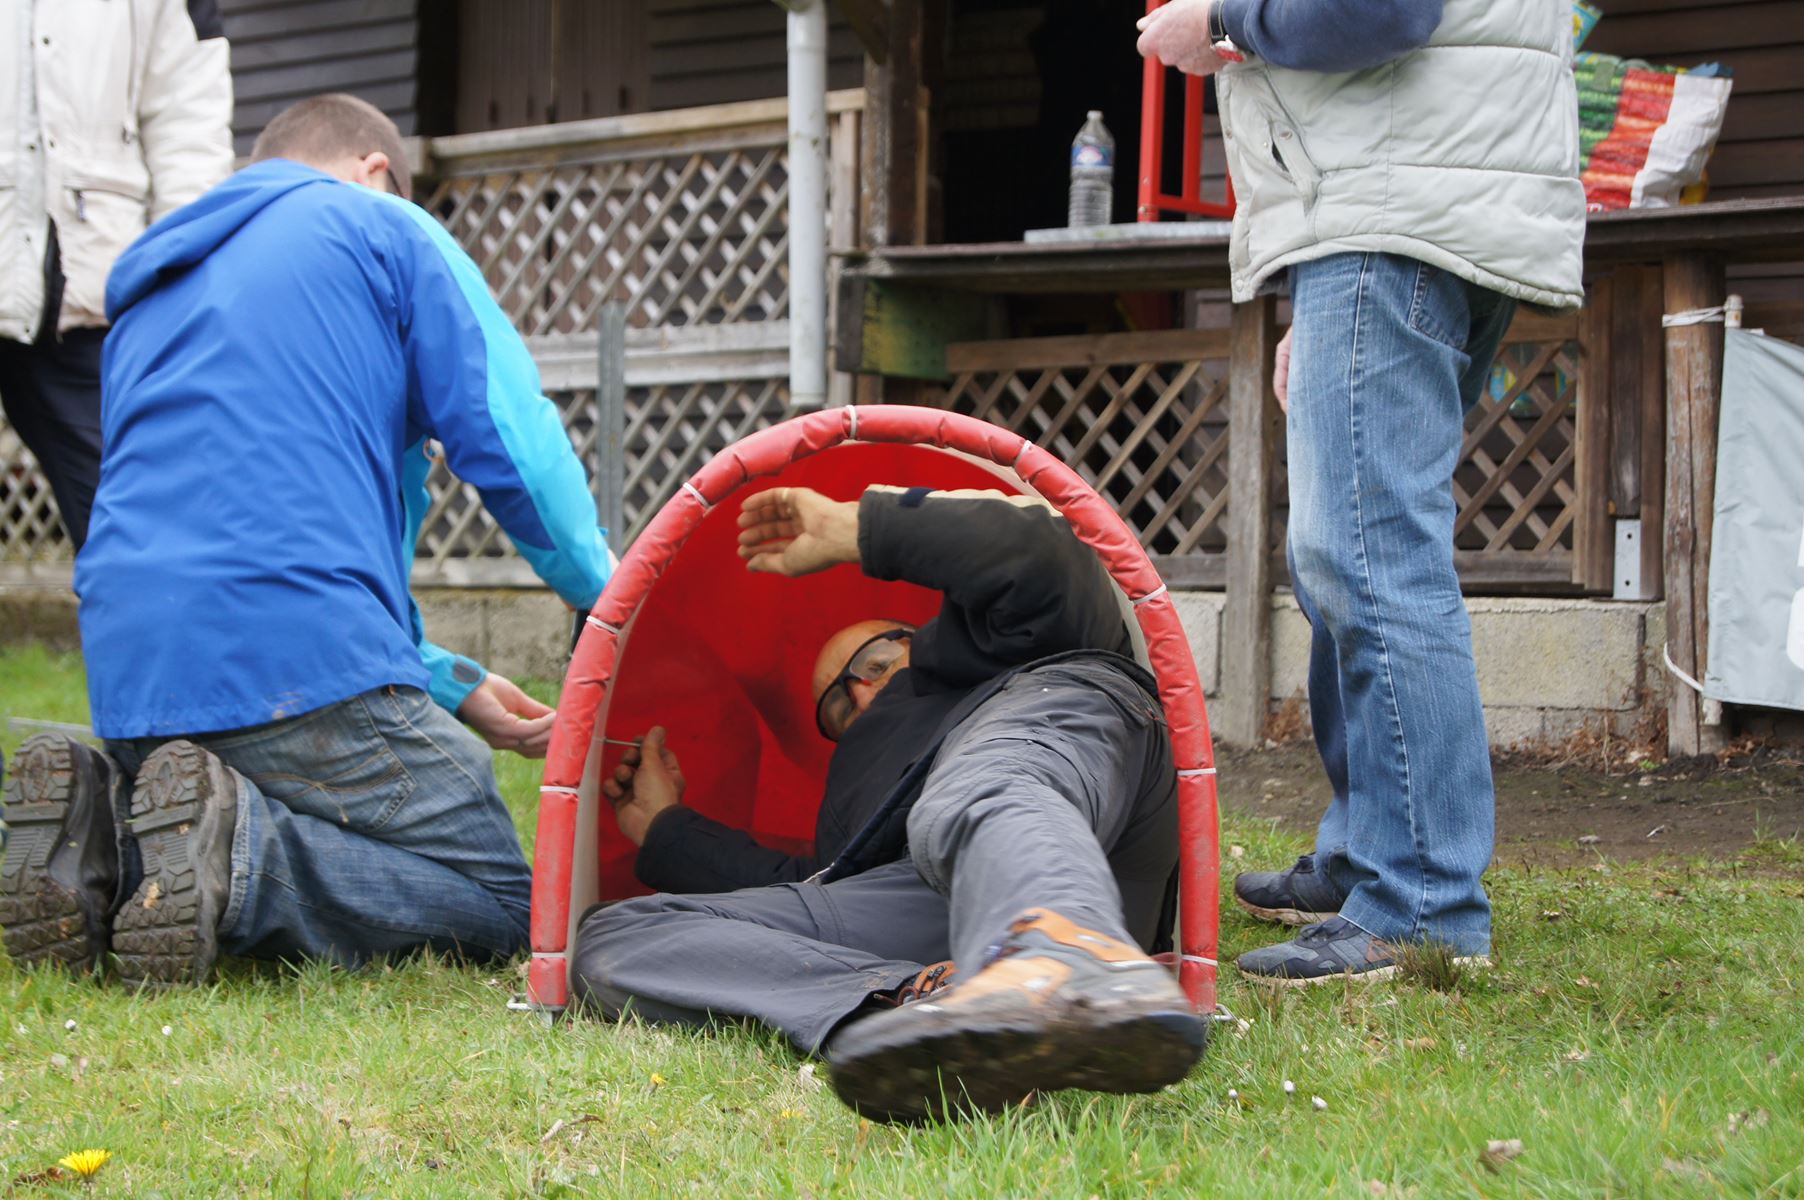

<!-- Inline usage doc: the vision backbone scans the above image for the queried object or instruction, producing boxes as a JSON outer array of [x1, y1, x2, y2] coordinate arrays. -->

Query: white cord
[[1661, 643, 1707, 695]]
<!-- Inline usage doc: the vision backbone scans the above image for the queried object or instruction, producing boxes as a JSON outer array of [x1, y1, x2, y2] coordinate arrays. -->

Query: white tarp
[[1704, 328, 1804, 711]]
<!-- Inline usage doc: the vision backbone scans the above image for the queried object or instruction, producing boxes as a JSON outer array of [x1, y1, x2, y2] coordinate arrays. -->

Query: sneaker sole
[[1239, 955, 1494, 989], [113, 742, 228, 989], [1232, 894, 1339, 927], [0, 736, 98, 971], [833, 1004, 1207, 1123]]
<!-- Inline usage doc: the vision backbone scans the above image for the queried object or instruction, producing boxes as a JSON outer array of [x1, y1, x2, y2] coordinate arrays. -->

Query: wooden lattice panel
[[621, 376, 790, 542], [0, 426, 71, 563], [935, 331, 1233, 557], [1454, 337, 1582, 557], [425, 146, 791, 337]]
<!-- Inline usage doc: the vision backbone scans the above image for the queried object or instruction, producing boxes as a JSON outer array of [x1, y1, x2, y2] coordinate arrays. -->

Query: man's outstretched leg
[[572, 860, 951, 1054], [827, 667, 1204, 1121]]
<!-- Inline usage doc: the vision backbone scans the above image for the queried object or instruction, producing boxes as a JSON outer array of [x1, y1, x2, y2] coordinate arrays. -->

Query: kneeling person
[[573, 485, 1205, 1121], [0, 96, 612, 985]]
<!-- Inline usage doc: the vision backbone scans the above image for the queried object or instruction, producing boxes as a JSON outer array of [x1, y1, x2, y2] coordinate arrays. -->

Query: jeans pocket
[[1406, 260, 1472, 351], [244, 700, 417, 833]]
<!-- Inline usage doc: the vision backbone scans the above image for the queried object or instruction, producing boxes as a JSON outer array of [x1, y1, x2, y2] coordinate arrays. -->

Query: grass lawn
[[2, 645, 1801, 1197]]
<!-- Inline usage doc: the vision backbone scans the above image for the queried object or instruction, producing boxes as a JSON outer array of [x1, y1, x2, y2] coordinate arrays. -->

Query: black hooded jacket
[[632, 485, 1161, 894]]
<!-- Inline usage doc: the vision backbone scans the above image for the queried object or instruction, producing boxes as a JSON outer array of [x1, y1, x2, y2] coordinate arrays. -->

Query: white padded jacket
[[1217, 0, 1587, 309], [1, 0, 233, 340]]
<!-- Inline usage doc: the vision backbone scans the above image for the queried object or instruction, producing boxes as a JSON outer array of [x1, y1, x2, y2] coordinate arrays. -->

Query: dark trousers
[[0, 329, 106, 549], [572, 665, 1178, 1055]]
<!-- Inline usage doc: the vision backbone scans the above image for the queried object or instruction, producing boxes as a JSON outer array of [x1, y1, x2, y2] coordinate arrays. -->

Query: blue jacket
[[77, 160, 611, 739]]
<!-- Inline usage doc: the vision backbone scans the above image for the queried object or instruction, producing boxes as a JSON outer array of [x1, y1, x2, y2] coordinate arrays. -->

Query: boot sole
[[1232, 894, 1339, 927], [1239, 955, 1494, 988], [832, 1003, 1207, 1123], [113, 742, 228, 989], [0, 736, 98, 971]]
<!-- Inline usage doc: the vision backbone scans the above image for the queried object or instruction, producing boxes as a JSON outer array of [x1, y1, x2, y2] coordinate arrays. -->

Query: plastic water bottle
[[1068, 110, 1114, 227]]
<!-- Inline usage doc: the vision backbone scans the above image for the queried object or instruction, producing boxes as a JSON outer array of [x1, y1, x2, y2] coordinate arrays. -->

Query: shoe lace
[[892, 960, 955, 1006]]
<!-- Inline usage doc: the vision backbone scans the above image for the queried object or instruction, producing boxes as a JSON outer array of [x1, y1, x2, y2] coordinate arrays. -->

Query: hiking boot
[[827, 908, 1206, 1123], [112, 741, 237, 989], [1235, 915, 1491, 987], [1232, 853, 1345, 926], [0, 735, 126, 972]]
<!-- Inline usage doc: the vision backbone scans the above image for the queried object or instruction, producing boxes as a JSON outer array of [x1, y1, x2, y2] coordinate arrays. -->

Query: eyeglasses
[[816, 628, 912, 740]]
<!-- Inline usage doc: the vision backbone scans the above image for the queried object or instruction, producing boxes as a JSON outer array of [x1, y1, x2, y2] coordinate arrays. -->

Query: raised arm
[[856, 487, 1131, 686]]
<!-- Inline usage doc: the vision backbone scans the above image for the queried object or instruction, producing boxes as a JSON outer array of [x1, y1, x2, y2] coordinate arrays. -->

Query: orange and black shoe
[[826, 909, 1206, 1123]]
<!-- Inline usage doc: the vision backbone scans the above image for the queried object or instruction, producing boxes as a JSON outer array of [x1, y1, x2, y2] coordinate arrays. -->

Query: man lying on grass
[[573, 485, 1206, 1122]]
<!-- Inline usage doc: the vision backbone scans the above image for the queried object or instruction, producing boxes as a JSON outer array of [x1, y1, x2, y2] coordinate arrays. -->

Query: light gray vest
[[1217, 0, 1586, 309]]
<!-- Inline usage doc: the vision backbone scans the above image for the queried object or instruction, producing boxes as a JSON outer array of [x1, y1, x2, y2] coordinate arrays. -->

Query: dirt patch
[[1216, 742, 1804, 868]]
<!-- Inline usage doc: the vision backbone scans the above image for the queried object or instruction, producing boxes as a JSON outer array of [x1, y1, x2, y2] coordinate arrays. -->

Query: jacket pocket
[[56, 168, 151, 325]]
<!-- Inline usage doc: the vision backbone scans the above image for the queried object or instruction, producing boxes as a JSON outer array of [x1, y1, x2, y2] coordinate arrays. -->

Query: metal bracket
[[1613, 519, 1649, 601]]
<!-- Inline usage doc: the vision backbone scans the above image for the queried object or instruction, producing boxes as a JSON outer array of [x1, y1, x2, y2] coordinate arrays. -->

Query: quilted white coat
[[1, 0, 232, 340]]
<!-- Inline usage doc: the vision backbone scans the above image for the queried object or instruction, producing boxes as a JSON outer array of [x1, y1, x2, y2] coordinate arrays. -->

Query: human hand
[[1273, 326, 1293, 414], [1136, 0, 1223, 76], [602, 726, 686, 846], [736, 487, 862, 577], [458, 672, 557, 758]]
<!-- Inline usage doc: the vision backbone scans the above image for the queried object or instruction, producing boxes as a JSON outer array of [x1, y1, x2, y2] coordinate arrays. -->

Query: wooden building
[[3, 0, 1800, 753]]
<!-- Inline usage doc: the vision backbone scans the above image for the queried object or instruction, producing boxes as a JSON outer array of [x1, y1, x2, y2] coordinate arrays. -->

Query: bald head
[[812, 619, 913, 703]]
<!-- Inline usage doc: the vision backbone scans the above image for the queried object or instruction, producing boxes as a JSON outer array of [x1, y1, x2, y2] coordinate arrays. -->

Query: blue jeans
[[108, 685, 530, 967], [1285, 252, 1514, 956]]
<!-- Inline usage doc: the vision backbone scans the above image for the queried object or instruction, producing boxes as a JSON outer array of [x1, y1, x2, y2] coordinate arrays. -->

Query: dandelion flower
[[58, 1149, 112, 1177], [649, 1073, 667, 1087]]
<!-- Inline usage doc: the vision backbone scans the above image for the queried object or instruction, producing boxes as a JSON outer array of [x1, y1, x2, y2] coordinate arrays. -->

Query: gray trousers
[[572, 666, 1177, 1054]]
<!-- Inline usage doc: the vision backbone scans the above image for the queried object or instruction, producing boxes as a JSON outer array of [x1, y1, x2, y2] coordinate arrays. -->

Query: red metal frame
[[531, 406, 1221, 1016], [1137, 0, 1236, 222]]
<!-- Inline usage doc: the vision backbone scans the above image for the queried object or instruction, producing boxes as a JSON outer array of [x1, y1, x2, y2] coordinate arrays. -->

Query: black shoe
[[0, 735, 126, 972], [1232, 854, 1346, 926], [827, 908, 1206, 1123], [113, 741, 237, 989]]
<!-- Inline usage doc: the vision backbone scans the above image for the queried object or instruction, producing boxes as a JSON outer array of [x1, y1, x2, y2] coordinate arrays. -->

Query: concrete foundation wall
[[0, 583, 1697, 751], [1171, 592, 1670, 749]]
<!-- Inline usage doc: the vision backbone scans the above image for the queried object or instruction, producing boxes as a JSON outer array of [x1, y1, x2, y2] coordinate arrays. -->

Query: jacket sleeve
[[385, 199, 613, 610], [138, 0, 234, 220], [1217, 0, 1443, 72], [401, 436, 488, 714], [856, 486, 1132, 687], [633, 807, 820, 894]]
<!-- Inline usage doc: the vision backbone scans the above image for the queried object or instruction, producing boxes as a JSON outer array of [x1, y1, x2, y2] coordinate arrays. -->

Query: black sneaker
[[112, 742, 237, 989], [1232, 854, 1346, 926], [827, 908, 1206, 1123], [1235, 915, 1491, 987], [0, 735, 126, 972]]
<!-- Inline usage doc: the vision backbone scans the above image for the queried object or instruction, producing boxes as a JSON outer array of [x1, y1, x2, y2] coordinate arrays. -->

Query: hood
[[105, 159, 339, 321]]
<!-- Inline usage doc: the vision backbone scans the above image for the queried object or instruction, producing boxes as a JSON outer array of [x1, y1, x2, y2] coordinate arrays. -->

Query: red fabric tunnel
[[531, 406, 1220, 1015]]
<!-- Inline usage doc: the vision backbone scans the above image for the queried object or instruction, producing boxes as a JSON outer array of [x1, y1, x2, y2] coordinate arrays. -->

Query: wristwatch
[[1209, 3, 1248, 63]]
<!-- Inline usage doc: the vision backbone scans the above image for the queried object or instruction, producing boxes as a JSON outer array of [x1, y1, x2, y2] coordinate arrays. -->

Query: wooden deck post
[[1220, 296, 1279, 746], [1661, 252, 1727, 757]]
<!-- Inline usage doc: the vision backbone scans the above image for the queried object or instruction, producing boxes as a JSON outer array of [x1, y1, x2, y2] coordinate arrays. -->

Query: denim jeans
[[107, 685, 531, 967], [1285, 252, 1515, 956]]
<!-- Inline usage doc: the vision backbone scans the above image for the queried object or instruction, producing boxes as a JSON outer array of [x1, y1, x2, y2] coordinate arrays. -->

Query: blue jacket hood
[[106, 160, 333, 322]]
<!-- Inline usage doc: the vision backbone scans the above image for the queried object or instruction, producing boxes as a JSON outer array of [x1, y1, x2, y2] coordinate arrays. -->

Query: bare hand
[[736, 487, 862, 577], [1273, 326, 1293, 414], [601, 726, 686, 846], [459, 672, 557, 758], [1136, 0, 1223, 76]]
